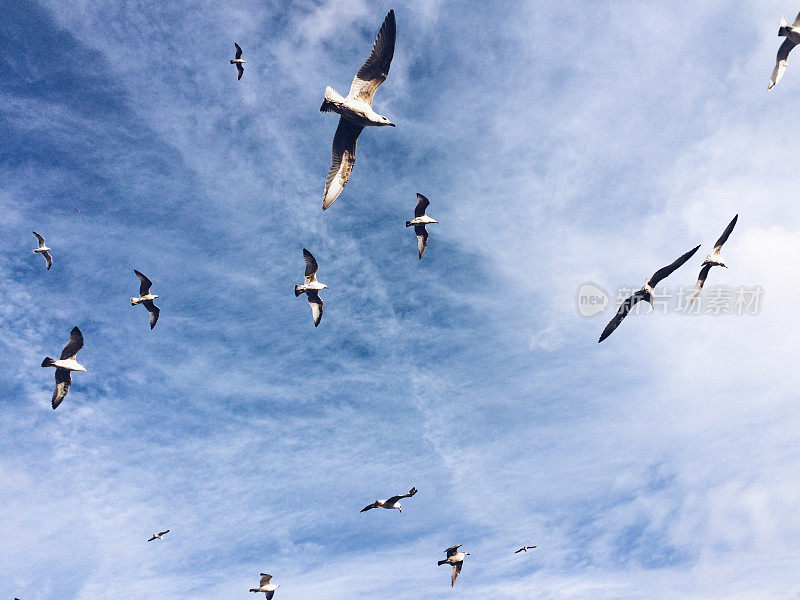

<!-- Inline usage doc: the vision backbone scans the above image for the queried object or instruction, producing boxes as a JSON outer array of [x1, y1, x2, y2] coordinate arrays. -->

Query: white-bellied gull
[[360, 487, 417, 512], [147, 529, 170, 542], [131, 269, 160, 330], [598, 244, 700, 343], [231, 43, 245, 81], [438, 544, 469, 587], [320, 9, 396, 210], [691, 214, 738, 305], [250, 573, 280, 599], [406, 193, 437, 258], [770, 12, 800, 89], [294, 249, 327, 327], [41, 326, 86, 409], [32, 231, 52, 270]]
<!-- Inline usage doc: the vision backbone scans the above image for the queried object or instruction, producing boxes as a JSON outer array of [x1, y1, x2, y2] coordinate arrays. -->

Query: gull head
[[76, 364, 88, 373], [377, 115, 395, 127]]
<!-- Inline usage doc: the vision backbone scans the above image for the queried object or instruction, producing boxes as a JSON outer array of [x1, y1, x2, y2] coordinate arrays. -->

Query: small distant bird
[[41, 326, 86, 409], [147, 529, 170, 541], [438, 544, 469, 587], [320, 9, 396, 210], [249, 573, 280, 599], [294, 249, 327, 327], [406, 193, 438, 259], [598, 244, 700, 343], [231, 43, 245, 80], [769, 12, 800, 89], [131, 270, 160, 329], [32, 231, 52, 270], [360, 487, 417, 512], [691, 214, 738, 305], [514, 545, 537, 553]]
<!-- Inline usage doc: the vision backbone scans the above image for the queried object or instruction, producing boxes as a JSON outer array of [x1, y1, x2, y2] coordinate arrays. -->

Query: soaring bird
[[249, 573, 280, 599], [147, 529, 170, 541], [320, 9, 396, 210], [32, 231, 52, 270], [131, 269, 160, 330], [769, 12, 800, 89], [231, 43, 245, 80], [514, 545, 537, 553], [690, 214, 738, 305], [438, 544, 469, 587], [294, 249, 327, 327], [41, 326, 86, 409], [405, 193, 438, 259], [360, 487, 417, 512], [598, 244, 700, 343]]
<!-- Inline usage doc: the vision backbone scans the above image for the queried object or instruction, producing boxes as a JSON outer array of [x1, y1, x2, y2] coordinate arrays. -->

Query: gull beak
[[389, 122, 396, 127]]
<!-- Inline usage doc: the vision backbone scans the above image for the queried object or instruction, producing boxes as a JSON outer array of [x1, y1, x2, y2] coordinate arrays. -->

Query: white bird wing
[[60, 326, 84, 360], [414, 225, 428, 259], [307, 290, 323, 327], [143, 300, 160, 330], [769, 38, 797, 89], [322, 118, 363, 210], [793, 11, 800, 26], [347, 9, 396, 105], [32, 231, 46, 247], [52, 368, 71, 410], [42, 250, 52, 270], [414, 193, 430, 218], [303, 248, 319, 283], [451, 562, 462, 587], [134, 269, 153, 295]]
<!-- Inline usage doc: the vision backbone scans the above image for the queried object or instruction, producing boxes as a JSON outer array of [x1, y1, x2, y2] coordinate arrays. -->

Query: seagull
[[294, 249, 327, 327], [41, 326, 86, 410], [406, 193, 438, 259], [320, 9, 396, 210], [231, 43, 245, 80], [514, 545, 537, 553], [147, 529, 170, 541], [690, 214, 738, 305], [438, 544, 469, 587], [249, 573, 280, 599], [32, 231, 52, 270], [131, 270, 160, 330], [598, 244, 700, 343], [360, 487, 417, 512], [769, 12, 800, 89]]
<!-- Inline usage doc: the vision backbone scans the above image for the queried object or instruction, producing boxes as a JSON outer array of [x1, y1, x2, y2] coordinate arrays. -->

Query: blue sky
[[2, 0, 800, 598]]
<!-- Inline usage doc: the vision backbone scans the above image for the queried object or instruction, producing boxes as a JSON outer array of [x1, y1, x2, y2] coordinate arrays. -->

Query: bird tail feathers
[[230, 60, 236, 64], [437, 559, 447, 566], [41, 357, 56, 368], [320, 86, 343, 113], [131, 297, 139, 306], [294, 285, 303, 297], [405, 220, 413, 227], [780, 17, 790, 35]]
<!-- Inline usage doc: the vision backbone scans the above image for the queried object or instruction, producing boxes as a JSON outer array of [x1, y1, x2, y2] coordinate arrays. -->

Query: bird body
[[41, 326, 86, 409], [320, 10, 396, 210], [360, 487, 417, 512], [438, 545, 469, 587], [770, 12, 800, 89], [31, 231, 52, 270], [294, 249, 327, 327]]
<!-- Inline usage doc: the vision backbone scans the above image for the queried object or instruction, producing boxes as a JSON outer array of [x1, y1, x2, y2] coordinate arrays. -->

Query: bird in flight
[[32, 231, 52, 270], [690, 214, 738, 305], [41, 326, 86, 409], [249, 573, 280, 599], [598, 244, 700, 342], [294, 249, 328, 327], [406, 193, 438, 259], [147, 529, 170, 541], [231, 43, 245, 80], [360, 487, 417, 512], [514, 545, 537, 553], [769, 12, 800, 89], [131, 270, 160, 330], [438, 544, 469, 587], [320, 9, 396, 210]]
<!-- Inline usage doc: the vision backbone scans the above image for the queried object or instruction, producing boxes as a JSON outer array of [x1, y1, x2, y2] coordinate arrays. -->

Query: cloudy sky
[[2, 1, 800, 598]]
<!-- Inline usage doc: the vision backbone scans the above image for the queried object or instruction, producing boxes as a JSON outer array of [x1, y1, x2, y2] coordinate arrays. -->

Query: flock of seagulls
[[21, 4, 786, 596]]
